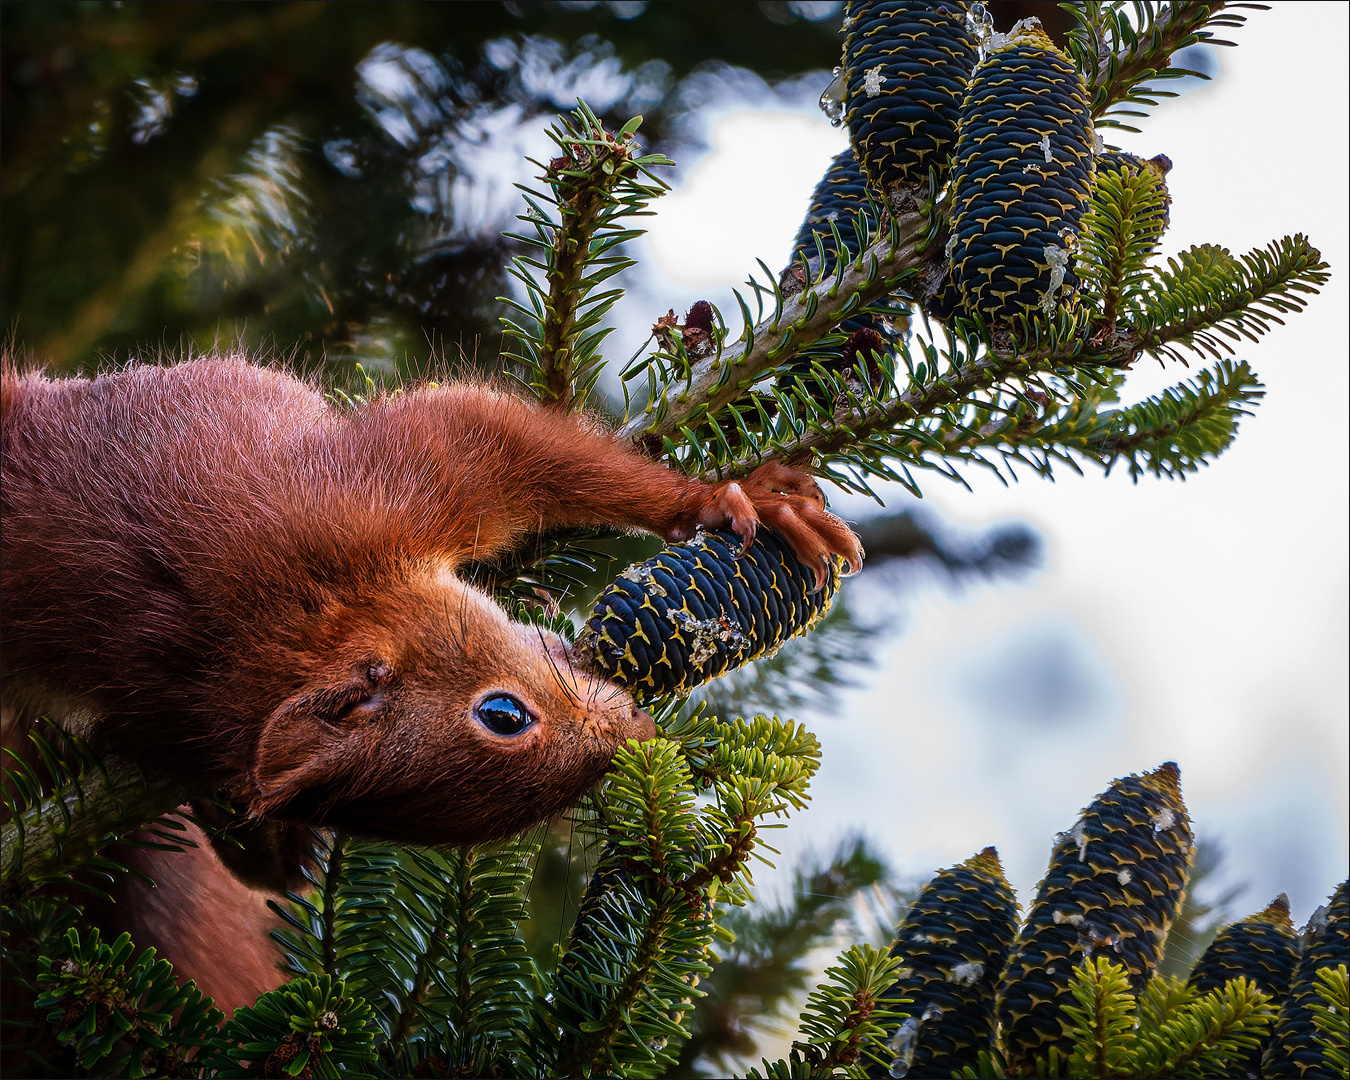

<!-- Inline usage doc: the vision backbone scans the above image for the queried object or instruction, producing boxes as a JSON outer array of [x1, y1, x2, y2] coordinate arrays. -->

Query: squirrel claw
[[804, 557, 831, 595], [680, 462, 863, 579]]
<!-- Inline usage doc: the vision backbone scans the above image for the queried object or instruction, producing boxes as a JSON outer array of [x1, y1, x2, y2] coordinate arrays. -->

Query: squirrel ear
[[246, 673, 382, 819], [246, 712, 345, 819]]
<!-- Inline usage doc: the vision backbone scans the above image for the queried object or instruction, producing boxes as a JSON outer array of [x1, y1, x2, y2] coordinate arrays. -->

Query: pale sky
[[626, 2, 1349, 925]]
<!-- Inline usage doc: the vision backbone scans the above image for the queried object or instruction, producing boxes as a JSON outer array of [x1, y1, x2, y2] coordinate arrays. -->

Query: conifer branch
[[549, 862, 712, 1079], [206, 972, 380, 1078], [2, 723, 190, 899], [32, 927, 223, 1077], [501, 105, 670, 411], [1005, 961, 1283, 1080], [1132, 236, 1328, 364], [746, 944, 904, 1079], [317, 833, 347, 975], [1078, 166, 1170, 331], [676, 714, 821, 899], [273, 836, 535, 1075], [1063, 957, 1139, 1079], [1037, 359, 1264, 481], [1070, 2, 1266, 131], [735, 326, 1025, 487], [1137, 976, 1275, 1077], [1137, 975, 1200, 1039], [617, 210, 927, 447], [799, 945, 905, 1075], [386, 846, 535, 1072], [270, 832, 397, 984], [1310, 966, 1349, 1076], [549, 740, 714, 1078]]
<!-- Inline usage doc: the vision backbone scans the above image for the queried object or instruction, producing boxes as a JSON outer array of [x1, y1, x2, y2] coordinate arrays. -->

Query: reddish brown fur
[[0, 356, 861, 1010], [76, 820, 290, 1015]]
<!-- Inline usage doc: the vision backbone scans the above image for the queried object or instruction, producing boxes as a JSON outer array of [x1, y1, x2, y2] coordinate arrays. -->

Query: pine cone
[[870, 847, 1019, 1079], [1188, 893, 1300, 1076], [843, 0, 979, 199], [578, 528, 840, 700], [946, 22, 1095, 326], [1263, 879, 1350, 1077], [996, 762, 1193, 1073]]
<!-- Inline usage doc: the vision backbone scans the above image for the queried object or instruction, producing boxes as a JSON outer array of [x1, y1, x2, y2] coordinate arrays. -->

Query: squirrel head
[[236, 563, 654, 844]]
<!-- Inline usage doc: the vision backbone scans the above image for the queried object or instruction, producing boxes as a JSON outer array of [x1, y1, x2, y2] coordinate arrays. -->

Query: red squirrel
[[1, 356, 861, 1010]]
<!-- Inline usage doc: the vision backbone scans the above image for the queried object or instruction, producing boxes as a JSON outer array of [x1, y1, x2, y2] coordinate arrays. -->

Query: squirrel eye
[[475, 694, 534, 737]]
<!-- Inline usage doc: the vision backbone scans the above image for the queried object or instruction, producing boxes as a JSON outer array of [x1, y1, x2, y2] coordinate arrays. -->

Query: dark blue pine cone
[[1188, 894, 1300, 1077], [577, 528, 841, 701], [946, 21, 1095, 327], [868, 847, 1018, 1079], [996, 762, 1194, 1074], [786, 147, 907, 337], [1189, 893, 1300, 999], [1263, 879, 1350, 1078], [842, 0, 979, 199]]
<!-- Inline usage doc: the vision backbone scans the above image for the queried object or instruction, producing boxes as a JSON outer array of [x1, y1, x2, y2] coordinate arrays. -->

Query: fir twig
[[1132, 236, 1329, 364], [2, 721, 190, 900], [269, 830, 398, 983], [1062, 957, 1137, 1079], [500, 104, 671, 410], [616, 209, 927, 448], [1069, 2, 1266, 132], [1035, 358, 1264, 481], [1137, 976, 1275, 1077], [1077, 164, 1170, 331], [1310, 965, 1349, 1076], [377, 845, 536, 1075], [1137, 974, 1200, 1040], [548, 739, 714, 1079], [745, 944, 904, 1079], [205, 972, 379, 1079], [32, 927, 223, 1079]]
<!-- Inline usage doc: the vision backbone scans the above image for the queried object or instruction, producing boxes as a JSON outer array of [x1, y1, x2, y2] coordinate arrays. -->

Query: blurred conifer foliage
[[3, 2, 1344, 1078], [1, 0, 846, 374]]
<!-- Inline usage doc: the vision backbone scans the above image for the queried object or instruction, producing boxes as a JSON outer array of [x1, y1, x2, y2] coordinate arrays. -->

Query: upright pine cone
[[996, 762, 1194, 1074], [869, 847, 1018, 1079], [1189, 893, 1300, 999], [1188, 894, 1300, 1076], [1263, 879, 1350, 1077], [945, 21, 1095, 327], [552, 852, 647, 1041], [557, 853, 634, 969], [577, 529, 840, 701], [842, 0, 979, 200]]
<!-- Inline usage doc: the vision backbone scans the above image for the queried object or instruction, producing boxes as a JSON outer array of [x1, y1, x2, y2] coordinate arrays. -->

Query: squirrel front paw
[[671, 462, 864, 588]]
